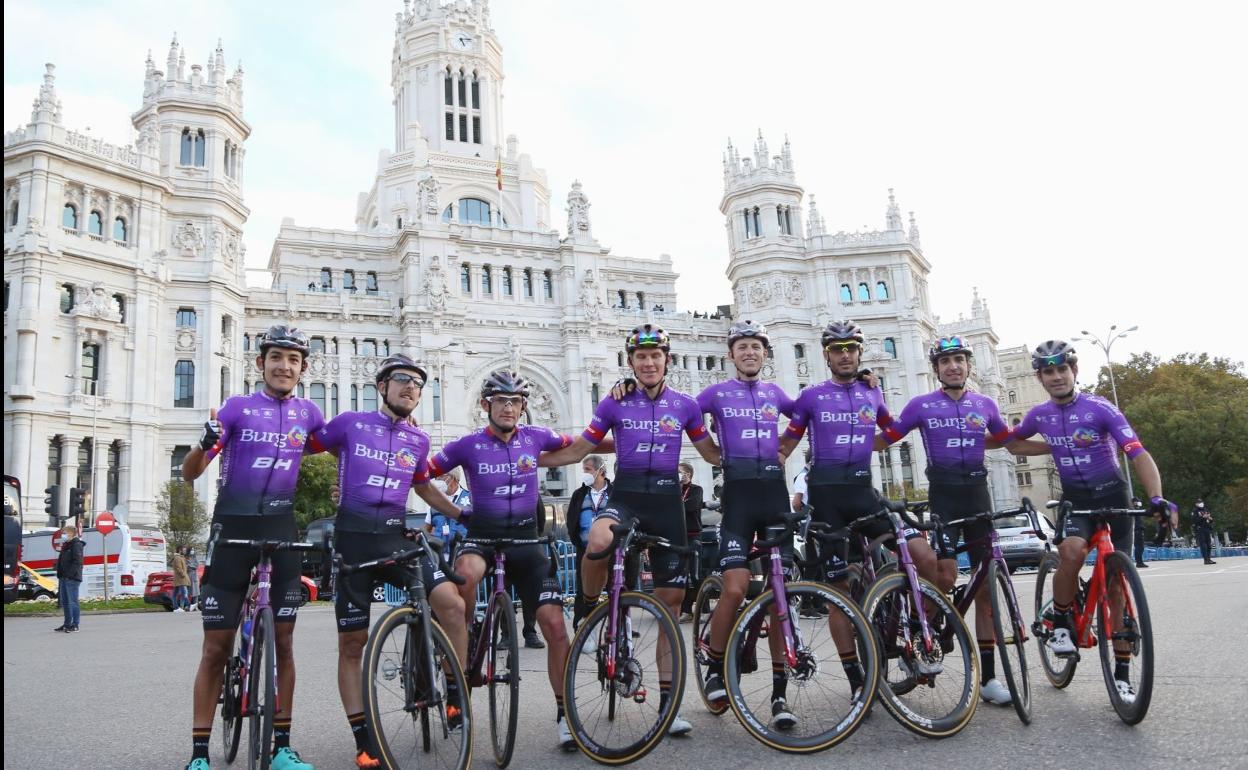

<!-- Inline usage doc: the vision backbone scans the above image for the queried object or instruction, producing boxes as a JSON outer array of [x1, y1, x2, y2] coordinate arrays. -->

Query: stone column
[[889, 449, 906, 497], [58, 435, 76, 516], [6, 412, 33, 494], [117, 440, 132, 523], [106, 193, 116, 242], [79, 185, 90, 232], [93, 436, 109, 517], [870, 449, 884, 494]]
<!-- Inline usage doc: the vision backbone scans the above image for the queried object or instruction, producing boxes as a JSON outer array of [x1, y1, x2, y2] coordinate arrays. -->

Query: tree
[[1087, 353, 1248, 534], [294, 453, 338, 530], [156, 480, 210, 553]]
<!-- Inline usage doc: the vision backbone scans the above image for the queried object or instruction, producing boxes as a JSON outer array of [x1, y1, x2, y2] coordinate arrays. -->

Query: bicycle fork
[[767, 548, 799, 669]]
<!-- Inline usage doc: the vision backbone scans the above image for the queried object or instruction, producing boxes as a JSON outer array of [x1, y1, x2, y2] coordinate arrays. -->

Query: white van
[[22, 523, 167, 598]]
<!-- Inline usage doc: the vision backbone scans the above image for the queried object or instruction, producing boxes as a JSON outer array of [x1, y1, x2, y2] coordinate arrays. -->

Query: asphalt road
[[5, 557, 1246, 770]]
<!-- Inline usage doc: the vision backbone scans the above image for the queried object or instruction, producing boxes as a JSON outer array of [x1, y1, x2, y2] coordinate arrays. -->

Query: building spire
[[166, 33, 179, 78], [807, 194, 826, 237], [886, 188, 903, 230], [908, 210, 921, 249], [30, 63, 62, 125]]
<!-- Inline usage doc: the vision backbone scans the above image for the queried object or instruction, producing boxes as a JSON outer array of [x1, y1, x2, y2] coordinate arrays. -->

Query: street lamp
[[1073, 324, 1139, 490], [427, 341, 477, 448]]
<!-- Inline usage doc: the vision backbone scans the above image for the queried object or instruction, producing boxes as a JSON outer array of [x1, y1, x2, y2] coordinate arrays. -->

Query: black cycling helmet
[[1031, 340, 1078, 370], [625, 324, 671, 353], [929, 336, 974, 364], [820, 320, 864, 347], [727, 319, 770, 350], [375, 354, 428, 385], [258, 324, 310, 358], [481, 369, 530, 399]]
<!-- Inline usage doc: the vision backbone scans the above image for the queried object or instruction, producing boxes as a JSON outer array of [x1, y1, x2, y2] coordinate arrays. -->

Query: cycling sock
[[771, 662, 788, 701], [1114, 651, 1131, 682], [192, 728, 211, 760], [555, 694, 565, 722], [978, 639, 995, 683], [706, 646, 725, 678], [840, 651, 864, 692], [659, 679, 672, 712], [273, 718, 292, 751], [1051, 601, 1073, 630], [348, 711, 369, 752]]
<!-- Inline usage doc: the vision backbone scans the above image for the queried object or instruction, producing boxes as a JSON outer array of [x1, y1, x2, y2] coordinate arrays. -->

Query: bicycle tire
[[691, 574, 728, 715], [1033, 552, 1077, 688], [1097, 552, 1153, 724], [987, 561, 1031, 724], [862, 572, 979, 739], [247, 608, 276, 770], [563, 591, 686, 765], [488, 592, 520, 767], [221, 627, 245, 763], [724, 582, 878, 753], [364, 606, 472, 770]]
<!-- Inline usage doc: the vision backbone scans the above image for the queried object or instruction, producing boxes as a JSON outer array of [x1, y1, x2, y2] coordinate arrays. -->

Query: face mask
[[431, 479, 448, 495], [581, 472, 596, 487]]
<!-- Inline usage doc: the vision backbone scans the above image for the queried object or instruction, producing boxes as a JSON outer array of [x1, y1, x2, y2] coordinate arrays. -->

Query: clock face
[[451, 33, 474, 51]]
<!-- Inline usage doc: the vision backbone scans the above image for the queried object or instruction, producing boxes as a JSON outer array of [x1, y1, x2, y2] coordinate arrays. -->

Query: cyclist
[[877, 335, 1027, 705], [778, 320, 940, 687], [305, 354, 468, 769], [418, 369, 576, 749], [692, 320, 801, 730], [541, 324, 722, 736], [1011, 340, 1176, 703], [181, 325, 323, 770]]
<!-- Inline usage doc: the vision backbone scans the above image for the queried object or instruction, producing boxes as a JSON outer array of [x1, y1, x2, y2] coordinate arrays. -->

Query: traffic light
[[44, 485, 61, 521], [68, 487, 86, 519]]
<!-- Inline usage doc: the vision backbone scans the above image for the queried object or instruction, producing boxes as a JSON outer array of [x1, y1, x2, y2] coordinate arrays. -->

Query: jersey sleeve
[[1099, 400, 1146, 458], [875, 389, 894, 428], [778, 387, 797, 419], [426, 435, 465, 479], [308, 413, 345, 455], [307, 403, 327, 434], [1012, 408, 1039, 440], [540, 427, 574, 452], [411, 431, 434, 486], [985, 400, 1012, 443], [882, 398, 920, 444], [582, 397, 615, 445], [695, 385, 715, 416], [684, 397, 710, 442], [785, 390, 812, 439]]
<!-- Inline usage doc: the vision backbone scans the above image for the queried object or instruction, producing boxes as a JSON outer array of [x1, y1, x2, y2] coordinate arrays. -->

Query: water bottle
[[240, 617, 253, 658]]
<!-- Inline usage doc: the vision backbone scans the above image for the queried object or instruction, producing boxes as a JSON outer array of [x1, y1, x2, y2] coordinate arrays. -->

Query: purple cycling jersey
[[583, 386, 709, 493], [785, 380, 891, 485], [1012, 393, 1145, 494], [308, 410, 432, 534], [696, 379, 794, 480], [422, 424, 571, 527], [206, 390, 325, 517], [883, 389, 1011, 484]]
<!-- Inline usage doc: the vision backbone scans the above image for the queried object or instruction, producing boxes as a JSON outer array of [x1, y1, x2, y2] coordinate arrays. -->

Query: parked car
[[144, 568, 318, 611], [16, 563, 58, 601], [992, 512, 1057, 571]]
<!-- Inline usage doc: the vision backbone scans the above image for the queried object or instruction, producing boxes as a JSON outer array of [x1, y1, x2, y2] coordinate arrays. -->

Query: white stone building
[[999, 344, 1062, 505], [4, 0, 1019, 528]]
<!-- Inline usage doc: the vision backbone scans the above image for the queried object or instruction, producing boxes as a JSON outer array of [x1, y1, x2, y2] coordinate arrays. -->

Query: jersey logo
[[741, 428, 772, 439], [835, 435, 867, 445], [1071, 427, 1099, 447], [494, 483, 527, 495], [366, 474, 401, 490], [658, 414, 681, 432], [964, 412, 987, 430], [856, 406, 877, 425], [759, 403, 780, 421], [516, 454, 538, 473], [394, 447, 418, 469], [946, 438, 977, 448], [286, 426, 308, 448], [1060, 455, 1092, 467], [636, 442, 668, 453], [252, 457, 294, 471]]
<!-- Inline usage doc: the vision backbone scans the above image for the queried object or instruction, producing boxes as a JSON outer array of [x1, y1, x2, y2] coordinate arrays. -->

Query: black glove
[[199, 416, 222, 451]]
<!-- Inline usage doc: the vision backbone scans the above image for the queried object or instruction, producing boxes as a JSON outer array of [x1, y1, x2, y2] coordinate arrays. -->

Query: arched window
[[7, 201, 18, 228], [106, 441, 121, 510], [194, 128, 205, 166], [591, 383, 601, 407], [857, 282, 871, 302], [502, 267, 513, 296], [441, 198, 503, 226], [875, 281, 889, 300], [1008, 390, 1017, 405], [243, 333, 251, 351], [342, 270, 356, 292], [883, 337, 897, 358], [431, 379, 442, 420], [331, 384, 339, 416], [482, 265, 493, 295], [839, 284, 852, 303], [174, 360, 195, 407], [88, 211, 103, 236], [113, 217, 127, 242], [637, 292, 646, 310], [319, 267, 332, 291], [617, 352, 624, 367], [351, 384, 359, 410], [80, 343, 100, 394], [794, 344, 805, 360], [777, 205, 793, 235], [444, 67, 453, 106], [618, 290, 627, 308], [366, 271, 379, 295], [523, 269, 533, 297], [543, 270, 554, 299], [460, 264, 472, 294], [60, 283, 75, 313], [310, 383, 326, 415], [180, 128, 193, 165], [62, 204, 78, 230]]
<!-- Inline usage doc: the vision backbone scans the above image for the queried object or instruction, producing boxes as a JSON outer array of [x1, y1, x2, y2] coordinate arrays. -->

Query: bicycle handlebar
[[754, 511, 809, 550], [586, 521, 693, 561], [937, 497, 1048, 542], [336, 531, 466, 586]]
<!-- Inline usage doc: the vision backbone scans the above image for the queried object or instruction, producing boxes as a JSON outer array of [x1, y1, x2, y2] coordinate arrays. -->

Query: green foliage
[[294, 453, 338, 530], [1087, 352, 1248, 538], [156, 480, 210, 552]]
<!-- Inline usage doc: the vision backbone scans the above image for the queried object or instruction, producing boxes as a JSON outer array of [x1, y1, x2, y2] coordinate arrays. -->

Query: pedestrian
[[186, 547, 200, 609], [678, 462, 705, 622], [425, 472, 469, 550], [1131, 497, 1149, 568], [566, 456, 615, 629], [171, 546, 191, 612], [54, 524, 84, 633], [1193, 499, 1216, 565]]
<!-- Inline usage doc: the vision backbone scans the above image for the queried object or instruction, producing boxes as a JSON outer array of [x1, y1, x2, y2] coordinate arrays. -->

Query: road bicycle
[[211, 526, 318, 770], [562, 520, 689, 765], [1033, 501, 1154, 724], [339, 531, 473, 770]]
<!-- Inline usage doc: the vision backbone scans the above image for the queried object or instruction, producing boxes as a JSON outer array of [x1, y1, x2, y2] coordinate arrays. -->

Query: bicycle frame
[[1071, 525, 1123, 650], [601, 525, 639, 682], [947, 513, 1033, 639], [889, 510, 938, 654], [236, 551, 277, 719], [466, 547, 510, 687]]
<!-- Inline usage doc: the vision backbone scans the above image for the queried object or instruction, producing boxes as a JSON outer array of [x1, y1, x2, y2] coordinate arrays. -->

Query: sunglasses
[[935, 337, 967, 351], [825, 342, 862, 354], [1037, 355, 1067, 368], [388, 372, 425, 389], [632, 331, 666, 346], [487, 395, 526, 409]]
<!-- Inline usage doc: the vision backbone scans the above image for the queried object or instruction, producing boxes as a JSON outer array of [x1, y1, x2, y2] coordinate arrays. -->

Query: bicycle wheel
[[247, 608, 276, 770], [1033, 552, 1077, 688], [364, 606, 472, 770], [564, 591, 685, 765], [488, 592, 520, 767], [691, 574, 728, 715], [1097, 552, 1153, 724], [987, 561, 1031, 724], [862, 572, 978, 739], [221, 626, 245, 763], [724, 582, 878, 753]]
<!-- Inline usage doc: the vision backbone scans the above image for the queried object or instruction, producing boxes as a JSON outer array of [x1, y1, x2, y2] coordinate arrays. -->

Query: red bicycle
[[1032, 502, 1154, 724]]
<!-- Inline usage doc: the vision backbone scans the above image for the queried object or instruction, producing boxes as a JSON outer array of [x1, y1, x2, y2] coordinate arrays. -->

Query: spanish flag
[[495, 147, 503, 191]]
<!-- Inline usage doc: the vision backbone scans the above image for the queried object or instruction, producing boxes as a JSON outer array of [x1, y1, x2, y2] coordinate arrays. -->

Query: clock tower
[[391, 0, 504, 157]]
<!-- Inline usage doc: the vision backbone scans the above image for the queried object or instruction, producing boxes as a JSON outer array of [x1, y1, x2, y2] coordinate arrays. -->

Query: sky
[[5, 1, 1246, 366]]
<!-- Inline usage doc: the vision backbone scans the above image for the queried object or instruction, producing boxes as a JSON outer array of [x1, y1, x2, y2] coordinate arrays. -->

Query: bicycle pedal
[[633, 687, 647, 704]]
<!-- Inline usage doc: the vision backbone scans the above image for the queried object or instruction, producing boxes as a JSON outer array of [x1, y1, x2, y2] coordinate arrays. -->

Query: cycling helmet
[[625, 324, 671, 353], [375, 353, 428, 385], [258, 324, 310, 358], [820, 320, 864, 347], [1031, 340, 1078, 370], [481, 369, 530, 399], [727, 319, 770, 349], [929, 336, 974, 364]]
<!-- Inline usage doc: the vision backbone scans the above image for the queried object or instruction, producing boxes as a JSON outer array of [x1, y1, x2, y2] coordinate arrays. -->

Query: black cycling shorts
[[718, 478, 792, 572], [593, 489, 688, 590], [807, 483, 923, 582], [200, 515, 304, 632], [457, 531, 563, 613], [334, 530, 450, 634], [1062, 483, 1133, 554], [927, 482, 994, 565]]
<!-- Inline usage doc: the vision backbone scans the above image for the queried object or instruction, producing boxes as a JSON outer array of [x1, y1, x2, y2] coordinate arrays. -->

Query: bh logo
[[516, 454, 538, 473], [394, 448, 418, 469], [1071, 427, 1099, 447], [964, 412, 987, 431], [286, 426, 308, 448], [658, 415, 681, 433], [760, 403, 780, 421], [856, 406, 877, 425]]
